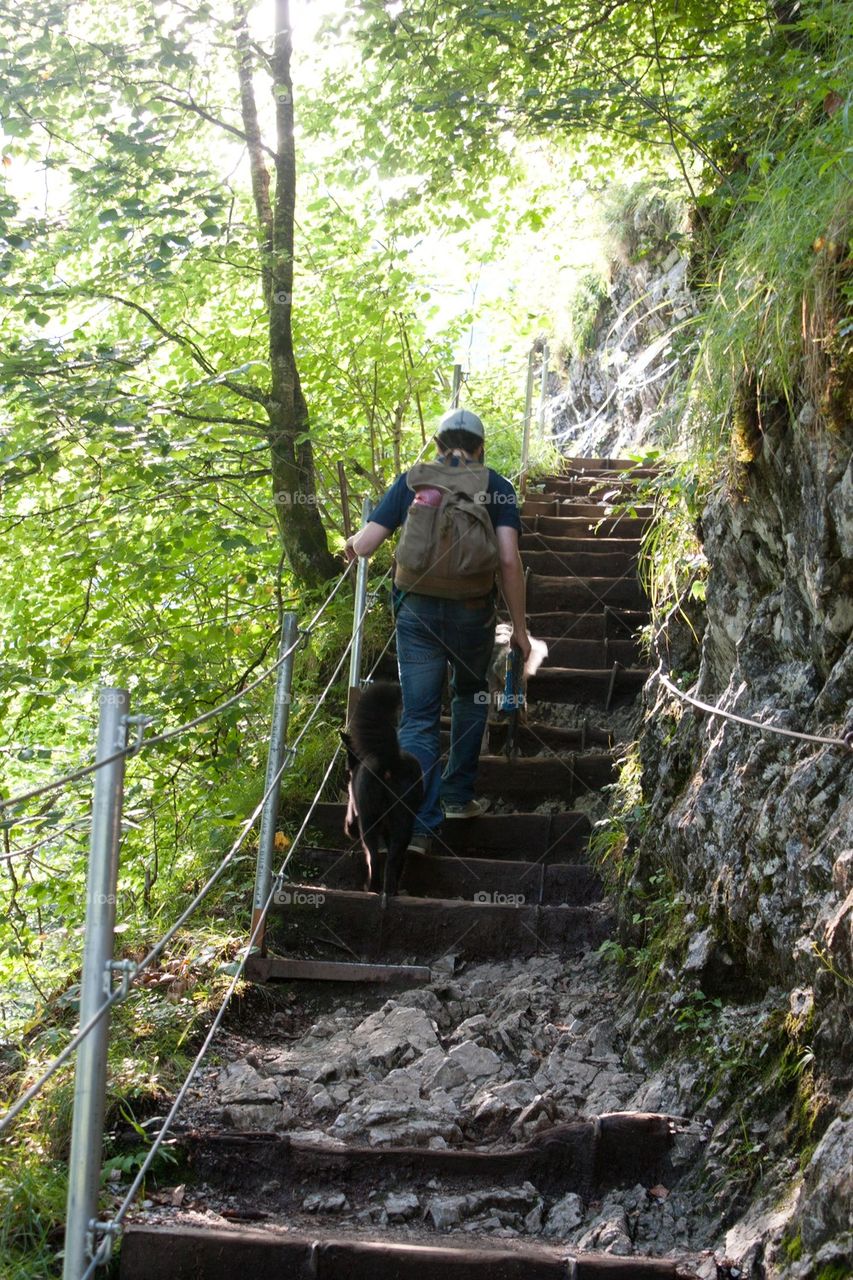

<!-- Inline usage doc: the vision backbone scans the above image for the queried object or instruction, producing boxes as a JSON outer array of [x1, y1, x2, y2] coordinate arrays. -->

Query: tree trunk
[[234, 0, 337, 585]]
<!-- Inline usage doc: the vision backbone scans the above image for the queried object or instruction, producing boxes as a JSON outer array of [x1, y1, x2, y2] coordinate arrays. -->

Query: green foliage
[[815, 1264, 850, 1280], [782, 1229, 804, 1263], [589, 745, 646, 895], [328, 0, 768, 199], [681, 0, 852, 452], [604, 181, 687, 266], [565, 270, 609, 357], [633, 456, 710, 621], [0, 1142, 67, 1279], [674, 990, 723, 1039], [1, 1, 851, 1273]]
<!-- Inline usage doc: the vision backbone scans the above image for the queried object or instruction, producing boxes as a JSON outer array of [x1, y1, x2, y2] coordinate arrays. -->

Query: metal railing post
[[63, 688, 129, 1280], [519, 346, 535, 500], [538, 341, 550, 438], [450, 363, 462, 408], [347, 497, 373, 725], [252, 611, 299, 944]]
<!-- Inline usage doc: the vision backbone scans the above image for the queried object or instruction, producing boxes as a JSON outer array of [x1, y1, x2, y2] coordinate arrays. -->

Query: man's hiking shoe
[[407, 833, 431, 854], [442, 798, 491, 820]]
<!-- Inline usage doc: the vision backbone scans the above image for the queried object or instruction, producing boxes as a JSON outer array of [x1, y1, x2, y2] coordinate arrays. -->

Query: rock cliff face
[[628, 407, 852, 1274], [547, 207, 695, 459], [550, 188, 852, 1272]]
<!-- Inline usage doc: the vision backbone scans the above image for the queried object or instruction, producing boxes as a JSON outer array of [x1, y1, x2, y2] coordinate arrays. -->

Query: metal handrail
[[1, 560, 357, 813], [73, 583, 403, 1278], [6, 351, 539, 1278], [656, 667, 853, 751], [0, 559, 380, 1135]]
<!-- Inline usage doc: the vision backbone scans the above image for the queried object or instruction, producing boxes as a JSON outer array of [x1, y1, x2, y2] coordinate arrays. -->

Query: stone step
[[521, 548, 638, 578], [526, 574, 646, 613], [265, 884, 611, 961], [288, 847, 603, 906], [122, 1225, 684, 1280], [305, 806, 591, 860], [522, 515, 651, 539]]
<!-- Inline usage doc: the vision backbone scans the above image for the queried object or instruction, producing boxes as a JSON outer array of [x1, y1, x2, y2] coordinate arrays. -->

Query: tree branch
[[97, 292, 271, 407], [233, 0, 275, 309], [152, 89, 277, 159]]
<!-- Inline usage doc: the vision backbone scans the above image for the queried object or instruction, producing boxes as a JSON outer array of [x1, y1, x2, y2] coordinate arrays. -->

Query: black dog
[[340, 681, 423, 899]]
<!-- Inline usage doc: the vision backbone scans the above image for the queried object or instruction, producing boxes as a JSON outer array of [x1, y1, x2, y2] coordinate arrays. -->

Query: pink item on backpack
[[412, 486, 443, 508]]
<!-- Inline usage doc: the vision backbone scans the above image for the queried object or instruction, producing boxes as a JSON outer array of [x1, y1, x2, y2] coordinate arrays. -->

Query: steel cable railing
[[648, 572, 852, 752], [74, 584, 401, 1279], [2, 428, 438, 1145], [655, 668, 853, 752], [0, 560, 365, 1137], [6, 348, 539, 1278], [0, 559, 357, 814], [0, 690, 307, 1136]]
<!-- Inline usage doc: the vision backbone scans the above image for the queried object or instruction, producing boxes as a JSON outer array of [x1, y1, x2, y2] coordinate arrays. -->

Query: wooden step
[[540, 636, 639, 668], [440, 722, 622, 767], [523, 515, 651, 539], [547, 478, 652, 498], [265, 884, 611, 961], [121, 1224, 687, 1280], [520, 534, 643, 555], [521, 549, 638, 578], [441, 713, 610, 752], [530, 501, 655, 522], [288, 847, 603, 905], [485, 717, 612, 753], [246, 955, 432, 984], [186, 1111, 674, 1199], [526, 609, 649, 641], [534, 469, 651, 488], [527, 666, 650, 706], [374, 653, 643, 697], [476, 753, 615, 799], [305, 806, 591, 859], [526, 574, 646, 613], [441, 728, 610, 760], [558, 456, 662, 472]]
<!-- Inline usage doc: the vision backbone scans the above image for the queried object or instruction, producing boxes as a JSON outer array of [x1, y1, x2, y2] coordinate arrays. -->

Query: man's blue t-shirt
[[369, 457, 522, 535]]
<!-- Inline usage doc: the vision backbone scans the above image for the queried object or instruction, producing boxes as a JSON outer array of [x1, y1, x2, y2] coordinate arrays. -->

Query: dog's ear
[[340, 730, 358, 769]]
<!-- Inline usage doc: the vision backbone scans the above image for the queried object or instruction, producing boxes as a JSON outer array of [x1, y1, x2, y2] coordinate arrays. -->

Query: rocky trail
[[119, 461, 731, 1280]]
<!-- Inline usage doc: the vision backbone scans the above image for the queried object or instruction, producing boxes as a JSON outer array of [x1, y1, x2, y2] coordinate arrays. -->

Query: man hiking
[[344, 407, 531, 853]]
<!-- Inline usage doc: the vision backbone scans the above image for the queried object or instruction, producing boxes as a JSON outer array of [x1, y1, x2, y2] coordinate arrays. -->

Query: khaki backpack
[[394, 460, 500, 599]]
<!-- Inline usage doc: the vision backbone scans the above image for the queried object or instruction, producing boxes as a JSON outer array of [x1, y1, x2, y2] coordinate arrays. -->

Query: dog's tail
[[349, 681, 403, 772]]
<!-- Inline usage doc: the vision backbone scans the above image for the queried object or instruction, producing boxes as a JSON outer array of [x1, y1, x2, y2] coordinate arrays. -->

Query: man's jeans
[[393, 587, 497, 836]]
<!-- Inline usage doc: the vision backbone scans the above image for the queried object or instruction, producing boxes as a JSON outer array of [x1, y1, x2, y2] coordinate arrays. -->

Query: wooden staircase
[[118, 459, 697, 1280]]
